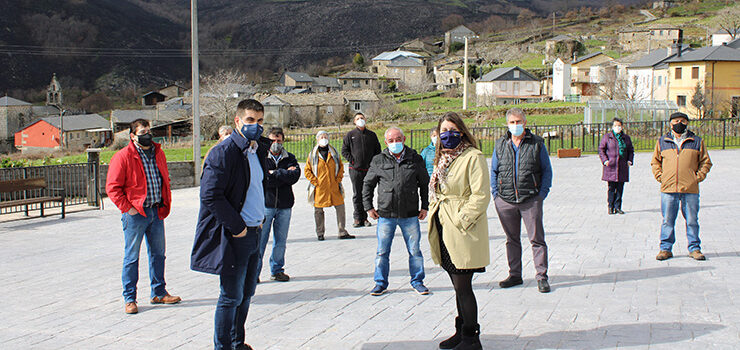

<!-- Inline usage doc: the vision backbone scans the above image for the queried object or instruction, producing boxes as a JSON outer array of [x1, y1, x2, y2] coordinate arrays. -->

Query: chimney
[[573, 52, 577, 62], [677, 29, 683, 57]]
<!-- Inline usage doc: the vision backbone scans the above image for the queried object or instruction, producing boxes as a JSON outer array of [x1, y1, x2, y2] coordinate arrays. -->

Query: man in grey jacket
[[363, 127, 430, 296]]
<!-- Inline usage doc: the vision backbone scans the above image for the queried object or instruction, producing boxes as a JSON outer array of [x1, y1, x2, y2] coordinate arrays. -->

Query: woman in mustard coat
[[429, 112, 490, 350], [305, 131, 355, 240]]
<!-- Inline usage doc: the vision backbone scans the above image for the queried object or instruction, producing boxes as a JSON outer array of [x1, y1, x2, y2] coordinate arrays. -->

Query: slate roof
[[447, 25, 476, 35], [110, 109, 186, 125], [372, 50, 422, 61], [386, 56, 424, 67], [573, 52, 606, 64], [312, 76, 340, 88], [713, 28, 740, 35], [283, 72, 313, 82], [0, 96, 31, 106], [40, 114, 109, 131], [261, 90, 379, 107], [726, 38, 740, 49], [478, 66, 538, 82], [664, 45, 740, 63], [31, 106, 60, 116], [629, 46, 691, 68]]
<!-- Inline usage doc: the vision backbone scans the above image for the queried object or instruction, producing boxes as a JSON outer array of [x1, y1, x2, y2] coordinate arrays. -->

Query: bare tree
[[200, 69, 258, 139], [717, 6, 740, 40]]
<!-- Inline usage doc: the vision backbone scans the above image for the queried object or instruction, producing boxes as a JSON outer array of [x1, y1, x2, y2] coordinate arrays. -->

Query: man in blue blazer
[[191, 99, 268, 350]]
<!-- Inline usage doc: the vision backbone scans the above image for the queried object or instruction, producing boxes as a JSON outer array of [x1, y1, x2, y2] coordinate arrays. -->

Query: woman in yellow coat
[[429, 112, 490, 350], [304, 131, 355, 241]]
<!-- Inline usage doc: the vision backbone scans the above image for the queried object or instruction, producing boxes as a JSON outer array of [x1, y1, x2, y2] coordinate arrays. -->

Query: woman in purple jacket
[[598, 118, 634, 214]]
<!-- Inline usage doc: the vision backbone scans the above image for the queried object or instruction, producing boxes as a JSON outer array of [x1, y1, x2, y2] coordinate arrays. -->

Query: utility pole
[[191, 0, 202, 185], [463, 36, 469, 110]]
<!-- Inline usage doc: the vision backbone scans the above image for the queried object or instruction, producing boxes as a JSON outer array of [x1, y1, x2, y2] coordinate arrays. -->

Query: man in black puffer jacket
[[363, 127, 430, 296], [259, 127, 301, 282], [342, 112, 382, 228]]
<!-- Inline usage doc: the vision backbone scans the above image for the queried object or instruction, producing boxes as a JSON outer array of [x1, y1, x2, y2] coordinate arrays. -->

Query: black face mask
[[137, 133, 153, 147], [672, 122, 687, 134]]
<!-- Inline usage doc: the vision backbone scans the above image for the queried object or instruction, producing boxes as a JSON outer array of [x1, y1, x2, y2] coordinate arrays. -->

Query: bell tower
[[46, 73, 63, 106]]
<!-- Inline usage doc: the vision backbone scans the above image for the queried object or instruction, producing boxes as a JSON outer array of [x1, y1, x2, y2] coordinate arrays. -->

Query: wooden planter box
[[557, 148, 581, 158]]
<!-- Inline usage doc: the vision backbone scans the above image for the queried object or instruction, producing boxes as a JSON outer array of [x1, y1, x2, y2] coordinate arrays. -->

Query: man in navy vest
[[191, 99, 268, 350], [490, 108, 553, 293]]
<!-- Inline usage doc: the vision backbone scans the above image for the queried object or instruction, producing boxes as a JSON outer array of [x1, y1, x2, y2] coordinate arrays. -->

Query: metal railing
[[281, 119, 738, 161], [0, 163, 94, 216]]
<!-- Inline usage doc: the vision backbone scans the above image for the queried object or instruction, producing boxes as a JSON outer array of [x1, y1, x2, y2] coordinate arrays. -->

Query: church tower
[[46, 73, 63, 106]]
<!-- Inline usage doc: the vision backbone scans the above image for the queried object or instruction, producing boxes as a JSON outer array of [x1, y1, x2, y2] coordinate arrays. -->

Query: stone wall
[[99, 161, 195, 195]]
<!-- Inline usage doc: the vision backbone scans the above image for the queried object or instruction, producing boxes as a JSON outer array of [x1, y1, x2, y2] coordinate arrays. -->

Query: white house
[[711, 28, 740, 46], [627, 45, 691, 101], [475, 66, 542, 106]]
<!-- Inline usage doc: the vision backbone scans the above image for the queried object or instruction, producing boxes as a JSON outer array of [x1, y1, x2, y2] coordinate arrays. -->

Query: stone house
[[261, 90, 379, 128], [372, 51, 427, 90], [338, 71, 387, 91], [617, 26, 681, 52], [0, 96, 33, 154], [444, 25, 478, 54]]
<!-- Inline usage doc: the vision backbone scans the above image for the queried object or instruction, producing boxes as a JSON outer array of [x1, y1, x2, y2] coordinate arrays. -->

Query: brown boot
[[656, 250, 673, 261], [125, 302, 138, 314], [151, 294, 182, 304], [689, 250, 706, 260]]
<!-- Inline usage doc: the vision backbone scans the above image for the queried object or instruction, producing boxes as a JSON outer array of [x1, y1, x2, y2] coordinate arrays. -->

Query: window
[[354, 102, 361, 111], [343, 80, 347, 85], [677, 95, 686, 107], [499, 82, 506, 90], [365, 80, 369, 85], [394, 68, 399, 73], [691, 66, 699, 79], [410, 68, 416, 73], [675, 67, 682, 79], [658, 76, 662, 85], [450, 78, 454, 84], [513, 70, 520, 78], [526, 82, 533, 91], [327, 106, 333, 114]]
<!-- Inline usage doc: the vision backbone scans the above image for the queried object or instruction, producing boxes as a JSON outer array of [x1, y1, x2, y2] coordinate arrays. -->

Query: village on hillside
[[0, 1, 738, 158]]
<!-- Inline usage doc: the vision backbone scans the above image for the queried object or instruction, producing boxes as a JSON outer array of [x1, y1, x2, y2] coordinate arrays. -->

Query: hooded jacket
[[651, 130, 712, 194]]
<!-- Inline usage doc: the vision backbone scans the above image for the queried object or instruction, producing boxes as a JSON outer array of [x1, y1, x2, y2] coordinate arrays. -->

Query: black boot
[[439, 316, 463, 349], [453, 324, 481, 350]]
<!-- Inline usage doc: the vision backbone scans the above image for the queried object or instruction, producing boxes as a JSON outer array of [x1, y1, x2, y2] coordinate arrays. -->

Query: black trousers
[[607, 181, 625, 210], [349, 168, 368, 222]]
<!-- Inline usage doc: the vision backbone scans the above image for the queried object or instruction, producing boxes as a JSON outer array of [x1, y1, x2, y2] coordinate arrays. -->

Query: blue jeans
[[258, 207, 291, 276], [660, 192, 701, 252], [121, 207, 167, 302], [214, 228, 260, 350], [373, 216, 425, 289]]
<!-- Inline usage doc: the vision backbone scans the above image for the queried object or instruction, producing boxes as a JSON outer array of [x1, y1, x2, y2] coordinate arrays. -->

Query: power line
[[0, 42, 404, 58]]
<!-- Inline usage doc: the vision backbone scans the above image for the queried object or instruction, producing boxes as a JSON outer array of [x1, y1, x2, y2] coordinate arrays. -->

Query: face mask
[[270, 142, 283, 154], [388, 142, 403, 154], [672, 122, 687, 134], [439, 130, 462, 149], [240, 123, 263, 141], [136, 133, 153, 147], [613, 126, 622, 134], [355, 119, 366, 128], [318, 138, 329, 147], [431, 136, 438, 145], [508, 124, 524, 137]]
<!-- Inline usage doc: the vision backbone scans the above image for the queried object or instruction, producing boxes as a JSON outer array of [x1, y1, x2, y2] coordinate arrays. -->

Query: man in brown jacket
[[651, 112, 712, 261]]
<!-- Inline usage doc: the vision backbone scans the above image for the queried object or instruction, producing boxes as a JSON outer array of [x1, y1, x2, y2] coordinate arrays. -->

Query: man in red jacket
[[106, 118, 180, 314]]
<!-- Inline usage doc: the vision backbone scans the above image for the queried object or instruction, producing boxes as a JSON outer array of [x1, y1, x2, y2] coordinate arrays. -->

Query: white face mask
[[431, 136, 438, 145], [613, 126, 622, 134], [355, 119, 366, 128], [318, 138, 329, 147]]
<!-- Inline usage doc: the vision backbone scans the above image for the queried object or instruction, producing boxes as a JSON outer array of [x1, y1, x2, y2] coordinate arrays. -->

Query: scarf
[[614, 131, 625, 157], [429, 142, 469, 202]]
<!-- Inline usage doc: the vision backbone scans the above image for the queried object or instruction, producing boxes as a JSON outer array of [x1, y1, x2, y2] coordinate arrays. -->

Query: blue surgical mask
[[508, 124, 524, 137], [431, 136, 438, 145], [388, 142, 404, 154], [439, 130, 462, 149], [241, 123, 263, 141]]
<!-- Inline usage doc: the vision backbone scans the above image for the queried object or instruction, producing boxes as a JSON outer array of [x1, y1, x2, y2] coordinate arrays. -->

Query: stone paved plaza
[[1, 149, 740, 349]]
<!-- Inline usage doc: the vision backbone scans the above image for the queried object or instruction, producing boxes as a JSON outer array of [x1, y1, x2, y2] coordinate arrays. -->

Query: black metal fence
[[0, 163, 97, 216], [282, 119, 739, 161]]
